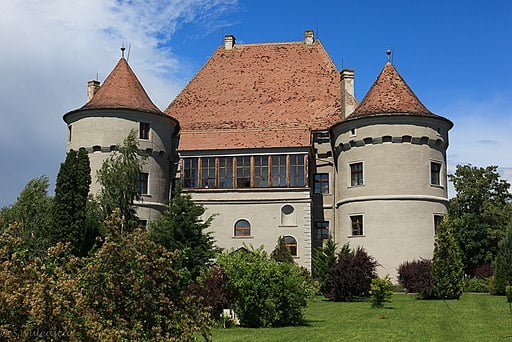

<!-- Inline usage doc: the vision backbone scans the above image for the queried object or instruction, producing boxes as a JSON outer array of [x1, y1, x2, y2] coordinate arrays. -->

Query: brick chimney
[[304, 30, 314, 45], [224, 34, 235, 50], [340, 69, 355, 117], [87, 80, 100, 101]]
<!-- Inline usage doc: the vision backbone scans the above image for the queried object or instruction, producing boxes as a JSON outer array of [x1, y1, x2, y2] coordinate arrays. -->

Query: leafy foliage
[[449, 165, 512, 275], [149, 190, 217, 282], [270, 236, 294, 263], [463, 277, 489, 293], [312, 237, 337, 295], [96, 130, 146, 232], [432, 219, 464, 299], [473, 264, 493, 279], [491, 222, 512, 295], [0, 176, 52, 256], [188, 265, 230, 321], [370, 276, 393, 308], [217, 248, 313, 327], [397, 259, 434, 299], [330, 246, 378, 301], [51, 148, 95, 256]]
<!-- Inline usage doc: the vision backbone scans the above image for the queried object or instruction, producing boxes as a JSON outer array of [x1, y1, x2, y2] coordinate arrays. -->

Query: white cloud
[[0, 0, 238, 206]]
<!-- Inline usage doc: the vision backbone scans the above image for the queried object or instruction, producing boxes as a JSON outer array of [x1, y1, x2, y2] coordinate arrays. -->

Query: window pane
[[284, 236, 297, 256], [434, 215, 443, 234], [236, 156, 251, 188], [350, 162, 363, 186], [254, 156, 269, 187], [272, 155, 287, 187], [201, 157, 216, 188], [314, 173, 329, 194], [138, 172, 149, 195], [139, 122, 150, 140], [219, 157, 233, 188], [431, 162, 441, 185], [234, 219, 251, 237], [314, 221, 329, 240], [290, 155, 305, 187], [351, 215, 363, 236], [183, 158, 198, 188]]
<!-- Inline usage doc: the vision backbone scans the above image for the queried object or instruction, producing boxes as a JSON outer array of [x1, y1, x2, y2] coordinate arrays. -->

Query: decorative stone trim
[[336, 135, 445, 154], [80, 146, 168, 157], [335, 194, 449, 208]]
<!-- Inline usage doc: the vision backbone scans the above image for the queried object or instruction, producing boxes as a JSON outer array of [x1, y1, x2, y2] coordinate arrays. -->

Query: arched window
[[284, 236, 297, 256], [234, 219, 251, 237], [281, 205, 296, 226]]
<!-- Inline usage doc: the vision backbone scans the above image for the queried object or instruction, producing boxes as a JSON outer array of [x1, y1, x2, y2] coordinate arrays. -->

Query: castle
[[64, 31, 453, 279]]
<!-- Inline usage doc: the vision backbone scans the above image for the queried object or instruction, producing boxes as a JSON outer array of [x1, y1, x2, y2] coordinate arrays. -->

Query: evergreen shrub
[[370, 276, 393, 308]]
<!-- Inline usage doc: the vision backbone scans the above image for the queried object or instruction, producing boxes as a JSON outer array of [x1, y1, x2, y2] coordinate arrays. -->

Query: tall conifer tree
[[432, 219, 464, 299], [492, 223, 512, 295], [51, 148, 92, 256]]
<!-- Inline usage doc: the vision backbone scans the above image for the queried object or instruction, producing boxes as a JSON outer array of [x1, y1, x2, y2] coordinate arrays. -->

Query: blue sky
[[1, 0, 511, 206]]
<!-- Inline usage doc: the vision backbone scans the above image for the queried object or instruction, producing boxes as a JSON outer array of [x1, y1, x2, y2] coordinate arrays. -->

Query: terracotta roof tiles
[[81, 58, 164, 115], [351, 62, 436, 118], [165, 41, 343, 150]]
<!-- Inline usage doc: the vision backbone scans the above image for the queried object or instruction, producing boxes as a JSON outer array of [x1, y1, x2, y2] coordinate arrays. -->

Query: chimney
[[340, 69, 355, 117], [224, 34, 235, 50], [304, 30, 314, 46], [87, 80, 100, 101]]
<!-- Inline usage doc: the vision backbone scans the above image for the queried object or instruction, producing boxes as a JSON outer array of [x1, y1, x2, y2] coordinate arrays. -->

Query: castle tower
[[63, 55, 179, 224], [331, 61, 453, 280]]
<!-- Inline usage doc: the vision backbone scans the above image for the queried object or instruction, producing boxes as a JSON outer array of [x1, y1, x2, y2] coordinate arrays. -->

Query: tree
[[312, 237, 337, 295], [270, 236, 294, 263], [492, 222, 512, 295], [96, 130, 146, 232], [449, 164, 512, 275], [148, 189, 217, 282], [0, 176, 52, 256], [51, 148, 94, 256], [431, 219, 464, 299]]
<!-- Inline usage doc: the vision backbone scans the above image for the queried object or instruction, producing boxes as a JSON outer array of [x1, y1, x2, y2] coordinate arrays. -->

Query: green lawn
[[212, 294, 512, 341]]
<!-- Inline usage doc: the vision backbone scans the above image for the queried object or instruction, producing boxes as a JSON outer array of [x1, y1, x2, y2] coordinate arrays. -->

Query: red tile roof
[[81, 58, 164, 115], [165, 41, 342, 150], [351, 62, 436, 118]]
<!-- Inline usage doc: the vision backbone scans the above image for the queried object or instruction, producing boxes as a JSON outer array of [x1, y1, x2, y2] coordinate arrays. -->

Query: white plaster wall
[[188, 189, 313, 270]]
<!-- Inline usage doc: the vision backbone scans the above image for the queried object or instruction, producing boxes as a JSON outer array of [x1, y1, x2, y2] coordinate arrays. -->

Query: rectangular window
[[431, 161, 441, 186], [138, 172, 149, 195], [314, 221, 330, 240], [236, 156, 251, 188], [350, 162, 364, 186], [218, 157, 233, 188], [434, 214, 444, 234], [272, 155, 287, 187], [201, 157, 216, 188], [139, 122, 150, 140], [290, 155, 305, 187], [68, 125, 72, 142], [314, 173, 329, 194], [254, 156, 269, 187], [138, 219, 148, 228], [183, 158, 199, 188], [351, 215, 363, 236]]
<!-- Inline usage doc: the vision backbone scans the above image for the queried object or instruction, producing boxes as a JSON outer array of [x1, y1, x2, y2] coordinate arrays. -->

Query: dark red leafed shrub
[[397, 259, 433, 299], [188, 265, 230, 320], [473, 264, 493, 279], [330, 247, 377, 301]]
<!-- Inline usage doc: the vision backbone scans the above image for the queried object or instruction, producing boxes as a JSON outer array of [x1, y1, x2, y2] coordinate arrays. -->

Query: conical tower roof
[[80, 58, 163, 115], [351, 62, 437, 118]]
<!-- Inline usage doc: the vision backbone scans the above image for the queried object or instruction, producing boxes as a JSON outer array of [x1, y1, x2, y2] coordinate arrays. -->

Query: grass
[[212, 293, 512, 341]]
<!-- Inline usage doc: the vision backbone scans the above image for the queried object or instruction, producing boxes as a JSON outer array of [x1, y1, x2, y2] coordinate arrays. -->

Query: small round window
[[282, 205, 294, 215]]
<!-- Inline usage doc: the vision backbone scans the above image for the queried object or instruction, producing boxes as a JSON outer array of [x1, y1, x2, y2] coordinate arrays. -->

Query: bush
[[506, 285, 512, 303], [188, 265, 230, 321], [330, 246, 377, 301], [312, 237, 337, 296], [398, 259, 434, 299], [464, 277, 489, 293], [370, 276, 393, 308], [216, 248, 313, 327], [473, 264, 493, 278]]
